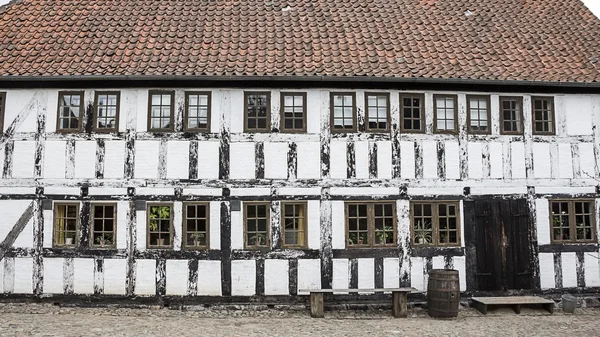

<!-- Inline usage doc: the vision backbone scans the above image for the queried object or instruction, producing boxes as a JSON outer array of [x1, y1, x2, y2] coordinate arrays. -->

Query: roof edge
[[0, 75, 599, 88]]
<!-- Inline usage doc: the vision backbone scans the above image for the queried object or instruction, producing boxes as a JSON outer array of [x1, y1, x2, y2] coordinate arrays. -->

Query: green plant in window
[[348, 232, 358, 245], [375, 225, 394, 244], [95, 233, 113, 246], [149, 206, 171, 231], [190, 233, 206, 246], [414, 220, 432, 244]]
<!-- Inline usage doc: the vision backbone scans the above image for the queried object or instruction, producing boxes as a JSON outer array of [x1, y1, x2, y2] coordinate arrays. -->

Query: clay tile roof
[[0, 0, 599, 83]]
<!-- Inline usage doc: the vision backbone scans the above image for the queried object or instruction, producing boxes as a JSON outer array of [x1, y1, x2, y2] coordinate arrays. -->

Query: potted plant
[[65, 236, 74, 245], [190, 233, 205, 246], [414, 220, 432, 244], [95, 233, 113, 247], [376, 225, 394, 244]]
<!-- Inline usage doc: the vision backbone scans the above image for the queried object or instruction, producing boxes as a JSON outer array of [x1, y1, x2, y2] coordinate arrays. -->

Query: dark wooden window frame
[[433, 94, 459, 134], [147, 90, 175, 132], [90, 202, 117, 249], [93, 91, 120, 133], [466, 95, 491, 135], [499, 96, 524, 135], [53, 202, 80, 248], [244, 91, 271, 133], [330, 92, 357, 133], [410, 201, 461, 247], [549, 199, 596, 244], [344, 201, 397, 248], [184, 91, 212, 132], [399, 93, 425, 133], [281, 201, 308, 248], [532, 96, 556, 136], [279, 92, 307, 133], [243, 202, 271, 249], [146, 203, 174, 249], [0, 92, 5, 133], [56, 91, 84, 133], [365, 92, 391, 132], [183, 202, 210, 250]]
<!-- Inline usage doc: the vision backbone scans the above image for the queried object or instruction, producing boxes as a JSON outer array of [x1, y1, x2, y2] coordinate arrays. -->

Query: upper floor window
[[147, 204, 173, 249], [185, 92, 211, 131], [244, 202, 270, 249], [183, 203, 210, 249], [411, 201, 460, 246], [532, 97, 555, 135], [91, 203, 116, 248], [244, 92, 270, 132], [57, 91, 83, 133], [331, 93, 356, 132], [499, 96, 523, 135], [467, 95, 490, 134], [282, 202, 307, 248], [346, 202, 396, 248], [433, 95, 457, 133], [400, 93, 424, 133], [280, 93, 306, 132], [148, 91, 174, 132], [94, 92, 119, 132], [365, 93, 390, 132], [550, 200, 596, 243], [53, 203, 79, 247]]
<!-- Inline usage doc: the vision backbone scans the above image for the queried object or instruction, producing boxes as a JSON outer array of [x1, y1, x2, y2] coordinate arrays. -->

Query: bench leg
[[392, 292, 407, 318], [310, 293, 324, 318], [513, 304, 521, 314], [544, 303, 554, 314]]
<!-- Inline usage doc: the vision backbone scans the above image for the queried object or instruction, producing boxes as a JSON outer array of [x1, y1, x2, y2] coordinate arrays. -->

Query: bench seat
[[299, 287, 417, 318]]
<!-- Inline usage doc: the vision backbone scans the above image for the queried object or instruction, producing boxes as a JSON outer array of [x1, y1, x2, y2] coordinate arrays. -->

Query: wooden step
[[471, 296, 555, 315]]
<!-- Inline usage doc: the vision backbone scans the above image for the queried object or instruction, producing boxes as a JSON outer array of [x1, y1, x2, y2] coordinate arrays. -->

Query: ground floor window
[[282, 202, 307, 248], [91, 203, 116, 248], [411, 201, 460, 246], [345, 202, 396, 248], [550, 200, 596, 243], [53, 203, 79, 247], [147, 204, 173, 249], [244, 202, 270, 249], [183, 203, 210, 249]]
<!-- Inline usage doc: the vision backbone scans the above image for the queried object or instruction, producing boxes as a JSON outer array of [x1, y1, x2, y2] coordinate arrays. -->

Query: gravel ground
[[0, 304, 598, 337]]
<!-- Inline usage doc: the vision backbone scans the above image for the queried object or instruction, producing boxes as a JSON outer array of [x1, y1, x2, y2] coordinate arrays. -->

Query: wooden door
[[464, 199, 533, 291]]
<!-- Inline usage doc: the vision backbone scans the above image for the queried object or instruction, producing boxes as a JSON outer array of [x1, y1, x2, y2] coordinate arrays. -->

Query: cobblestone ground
[[0, 304, 599, 337]]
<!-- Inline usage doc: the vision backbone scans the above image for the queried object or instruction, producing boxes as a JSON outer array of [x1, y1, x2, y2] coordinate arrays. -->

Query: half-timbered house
[[0, 0, 599, 304]]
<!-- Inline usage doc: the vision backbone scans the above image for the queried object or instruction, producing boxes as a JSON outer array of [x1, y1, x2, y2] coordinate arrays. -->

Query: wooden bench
[[298, 288, 417, 318], [471, 296, 555, 315]]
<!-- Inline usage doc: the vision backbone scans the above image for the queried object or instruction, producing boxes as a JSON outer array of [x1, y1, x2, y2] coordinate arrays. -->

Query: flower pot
[[65, 237, 74, 245], [156, 238, 165, 246], [418, 238, 425, 244]]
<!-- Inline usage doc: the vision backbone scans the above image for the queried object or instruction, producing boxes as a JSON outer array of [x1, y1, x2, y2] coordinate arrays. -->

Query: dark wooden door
[[464, 199, 533, 291]]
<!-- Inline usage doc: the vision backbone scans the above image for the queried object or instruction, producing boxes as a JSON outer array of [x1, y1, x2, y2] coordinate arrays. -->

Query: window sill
[[538, 243, 598, 253], [411, 246, 464, 257]]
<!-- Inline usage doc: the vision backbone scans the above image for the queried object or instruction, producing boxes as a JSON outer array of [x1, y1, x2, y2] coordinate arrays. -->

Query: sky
[[0, 0, 598, 24]]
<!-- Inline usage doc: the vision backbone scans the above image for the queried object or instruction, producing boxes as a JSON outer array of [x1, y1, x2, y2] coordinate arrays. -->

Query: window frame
[[549, 199, 596, 244], [433, 94, 458, 134], [182, 202, 211, 250], [146, 203, 174, 249], [184, 91, 212, 132], [53, 202, 80, 248], [364, 92, 391, 132], [93, 91, 120, 133], [330, 92, 357, 133], [279, 92, 307, 133], [344, 201, 397, 249], [147, 90, 175, 132], [56, 91, 84, 133], [281, 201, 308, 248], [399, 93, 425, 134], [0, 92, 5, 132], [466, 95, 491, 135], [499, 96, 524, 135], [90, 202, 117, 249], [244, 91, 271, 133], [532, 96, 556, 136], [243, 202, 271, 249], [410, 201, 461, 247]]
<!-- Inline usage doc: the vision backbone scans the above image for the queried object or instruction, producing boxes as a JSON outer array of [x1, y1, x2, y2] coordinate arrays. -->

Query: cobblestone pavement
[[0, 304, 599, 337]]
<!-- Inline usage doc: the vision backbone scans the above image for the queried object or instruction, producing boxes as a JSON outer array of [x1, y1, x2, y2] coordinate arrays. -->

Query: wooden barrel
[[427, 269, 460, 317]]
